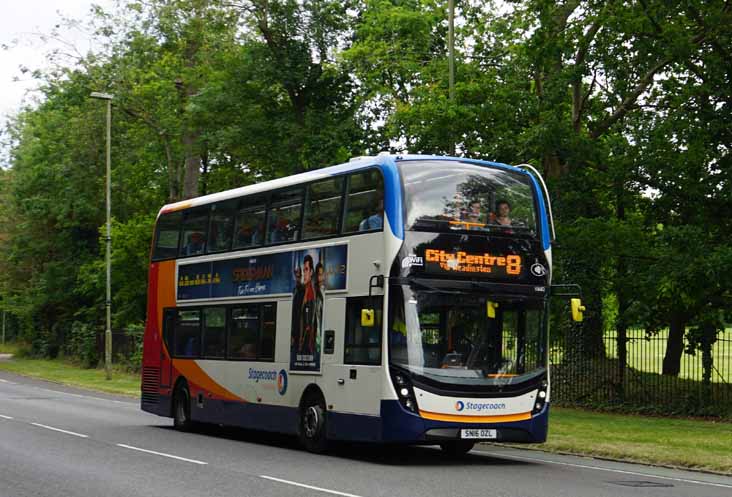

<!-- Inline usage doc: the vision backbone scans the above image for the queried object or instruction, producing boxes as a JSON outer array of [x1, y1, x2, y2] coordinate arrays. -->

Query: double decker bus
[[141, 154, 583, 454]]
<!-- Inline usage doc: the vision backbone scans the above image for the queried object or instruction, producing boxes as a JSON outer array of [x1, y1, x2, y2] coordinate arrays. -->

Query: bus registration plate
[[460, 429, 497, 439]]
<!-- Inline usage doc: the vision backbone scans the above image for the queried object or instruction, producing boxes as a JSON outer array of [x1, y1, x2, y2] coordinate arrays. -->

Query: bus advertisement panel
[[177, 244, 347, 372]]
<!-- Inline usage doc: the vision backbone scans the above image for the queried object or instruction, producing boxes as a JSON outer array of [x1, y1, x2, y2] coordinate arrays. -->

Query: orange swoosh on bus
[[173, 359, 244, 402]]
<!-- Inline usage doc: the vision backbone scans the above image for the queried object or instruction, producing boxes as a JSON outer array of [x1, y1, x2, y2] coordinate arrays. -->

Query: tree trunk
[[662, 311, 686, 376], [182, 129, 201, 199]]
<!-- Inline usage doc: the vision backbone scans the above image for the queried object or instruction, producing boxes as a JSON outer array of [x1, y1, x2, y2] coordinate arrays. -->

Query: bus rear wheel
[[298, 394, 328, 453], [173, 383, 194, 432], [440, 441, 475, 456]]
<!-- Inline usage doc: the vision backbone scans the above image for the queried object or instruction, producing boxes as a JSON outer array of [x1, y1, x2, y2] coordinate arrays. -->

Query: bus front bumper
[[379, 400, 549, 444]]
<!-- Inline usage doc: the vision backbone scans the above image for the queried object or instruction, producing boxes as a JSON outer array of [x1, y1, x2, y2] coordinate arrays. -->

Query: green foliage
[[65, 322, 99, 369]]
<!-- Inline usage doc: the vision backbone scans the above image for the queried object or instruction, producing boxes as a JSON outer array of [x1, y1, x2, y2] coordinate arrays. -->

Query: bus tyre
[[440, 441, 475, 456], [173, 384, 194, 432], [299, 395, 328, 453]]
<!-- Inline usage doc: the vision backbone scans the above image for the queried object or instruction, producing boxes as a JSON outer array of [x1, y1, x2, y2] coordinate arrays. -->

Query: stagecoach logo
[[401, 255, 424, 269], [454, 400, 508, 412], [277, 369, 288, 396], [530, 263, 547, 277]]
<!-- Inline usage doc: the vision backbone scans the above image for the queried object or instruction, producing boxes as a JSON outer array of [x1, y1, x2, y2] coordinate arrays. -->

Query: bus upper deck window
[[343, 169, 384, 233], [303, 177, 345, 240], [208, 201, 235, 253], [152, 211, 182, 260], [267, 188, 302, 244], [179, 208, 209, 257], [234, 197, 267, 250]]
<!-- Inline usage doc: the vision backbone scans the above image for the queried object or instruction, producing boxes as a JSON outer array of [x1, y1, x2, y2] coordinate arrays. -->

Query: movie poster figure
[[290, 249, 324, 371]]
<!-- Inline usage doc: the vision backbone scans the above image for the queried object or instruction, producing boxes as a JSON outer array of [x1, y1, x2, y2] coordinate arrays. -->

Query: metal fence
[[549, 328, 732, 417], [95, 331, 142, 359]]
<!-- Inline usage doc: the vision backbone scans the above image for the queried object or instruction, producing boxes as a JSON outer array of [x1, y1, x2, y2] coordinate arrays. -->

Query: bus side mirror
[[571, 298, 585, 322], [361, 309, 375, 327], [486, 301, 499, 319]]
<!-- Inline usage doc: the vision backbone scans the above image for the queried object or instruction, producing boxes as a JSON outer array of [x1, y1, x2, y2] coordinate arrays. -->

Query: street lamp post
[[90, 91, 114, 380], [448, 0, 456, 156]]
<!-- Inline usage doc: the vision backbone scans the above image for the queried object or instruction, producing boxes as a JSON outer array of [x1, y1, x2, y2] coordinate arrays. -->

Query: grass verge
[[520, 407, 732, 474], [0, 356, 729, 474], [0, 342, 25, 355], [0, 356, 139, 397]]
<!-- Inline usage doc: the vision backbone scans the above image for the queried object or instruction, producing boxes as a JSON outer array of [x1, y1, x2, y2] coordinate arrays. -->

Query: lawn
[[0, 342, 25, 355], [0, 356, 140, 397], [536, 407, 732, 474]]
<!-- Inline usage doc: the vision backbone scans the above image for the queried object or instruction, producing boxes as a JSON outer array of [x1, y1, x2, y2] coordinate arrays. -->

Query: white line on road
[[0, 378, 15, 384], [0, 414, 14, 419], [260, 475, 364, 497], [116, 444, 208, 465], [30, 422, 89, 438], [474, 450, 732, 489]]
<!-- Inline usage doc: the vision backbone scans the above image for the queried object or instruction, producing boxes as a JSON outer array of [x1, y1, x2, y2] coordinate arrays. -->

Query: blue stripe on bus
[[376, 156, 405, 240]]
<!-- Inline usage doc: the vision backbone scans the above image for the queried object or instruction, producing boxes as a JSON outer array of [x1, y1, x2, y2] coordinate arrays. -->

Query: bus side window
[[234, 196, 267, 249], [179, 208, 209, 257], [302, 177, 345, 240], [152, 211, 182, 260], [207, 202, 235, 253], [174, 309, 201, 358], [343, 169, 384, 233], [259, 303, 277, 361], [344, 297, 383, 365], [267, 188, 303, 244], [229, 305, 260, 360], [202, 307, 226, 359]]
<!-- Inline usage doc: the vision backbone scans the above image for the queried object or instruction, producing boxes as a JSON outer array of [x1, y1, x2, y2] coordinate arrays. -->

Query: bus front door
[[322, 297, 382, 439]]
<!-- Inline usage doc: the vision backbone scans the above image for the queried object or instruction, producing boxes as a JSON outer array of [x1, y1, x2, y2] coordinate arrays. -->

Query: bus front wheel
[[440, 441, 475, 456], [173, 383, 194, 432], [298, 394, 328, 453]]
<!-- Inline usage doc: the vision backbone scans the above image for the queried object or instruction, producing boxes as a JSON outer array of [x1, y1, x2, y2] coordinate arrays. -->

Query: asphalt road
[[1, 371, 730, 497]]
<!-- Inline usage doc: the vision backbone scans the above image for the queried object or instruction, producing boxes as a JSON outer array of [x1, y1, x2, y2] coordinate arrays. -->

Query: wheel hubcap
[[303, 406, 319, 438]]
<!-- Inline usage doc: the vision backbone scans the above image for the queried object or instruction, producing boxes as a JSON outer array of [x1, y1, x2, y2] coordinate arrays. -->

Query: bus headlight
[[532, 381, 548, 415], [390, 368, 418, 413]]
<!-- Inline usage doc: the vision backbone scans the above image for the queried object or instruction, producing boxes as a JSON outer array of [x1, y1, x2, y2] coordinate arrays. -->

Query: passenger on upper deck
[[359, 196, 384, 231], [464, 201, 485, 226], [184, 232, 205, 255], [493, 200, 512, 226]]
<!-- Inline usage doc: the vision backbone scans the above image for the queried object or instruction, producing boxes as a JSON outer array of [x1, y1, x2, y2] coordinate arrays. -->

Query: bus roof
[[159, 154, 527, 216]]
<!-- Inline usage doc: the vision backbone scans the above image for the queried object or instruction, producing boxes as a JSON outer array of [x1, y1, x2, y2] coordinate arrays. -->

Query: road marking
[[0, 379, 15, 384], [260, 475, 363, 497], [0, 414, 14, 420], [475, 450, 732, 489], [30, 422, 89, 438], [116, 444, 208, 465]]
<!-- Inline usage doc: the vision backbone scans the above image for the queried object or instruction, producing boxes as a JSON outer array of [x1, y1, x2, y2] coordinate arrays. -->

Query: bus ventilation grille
[[141, 367, 160, 404]]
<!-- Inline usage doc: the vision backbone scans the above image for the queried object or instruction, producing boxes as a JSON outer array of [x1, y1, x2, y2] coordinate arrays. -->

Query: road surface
[[1, 370, 730, 497]]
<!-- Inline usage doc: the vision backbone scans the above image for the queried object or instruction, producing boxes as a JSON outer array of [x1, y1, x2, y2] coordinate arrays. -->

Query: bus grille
[[141, 366, 159, 404]]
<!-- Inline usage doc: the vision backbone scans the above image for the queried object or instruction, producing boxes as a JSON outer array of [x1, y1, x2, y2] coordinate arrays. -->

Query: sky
[[0, 0, 115, 123]]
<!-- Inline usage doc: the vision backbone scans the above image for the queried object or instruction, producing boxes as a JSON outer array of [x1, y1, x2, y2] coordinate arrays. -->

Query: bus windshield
[[399, 160, 537, 235], [388, 285, 546, 387]]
